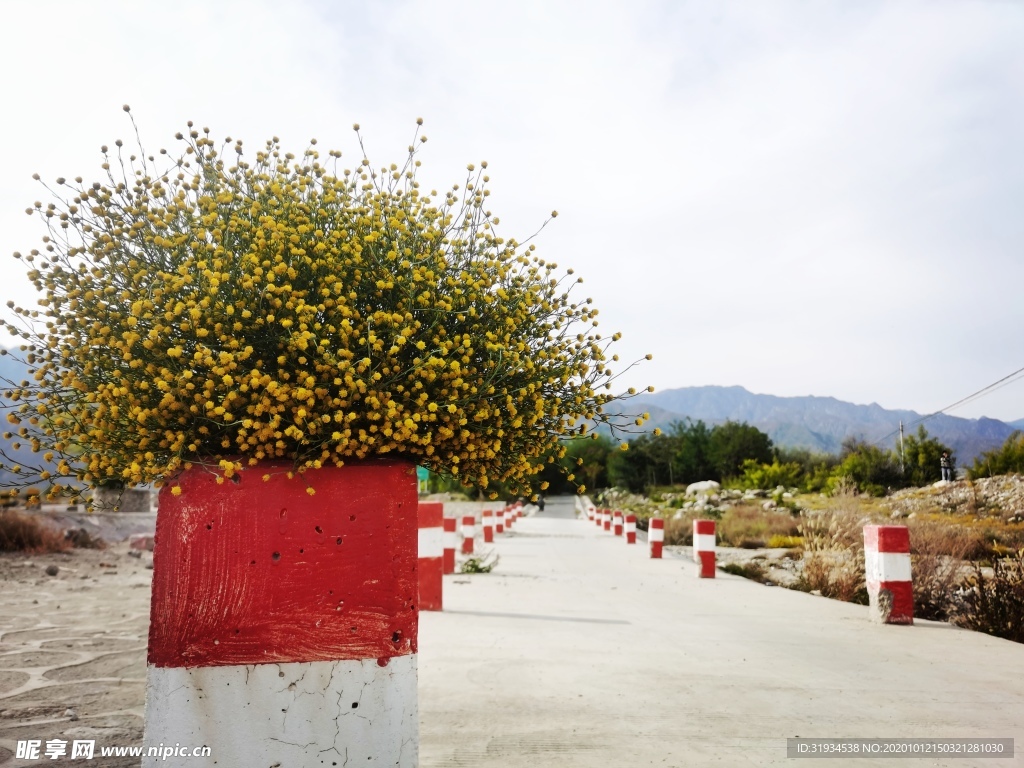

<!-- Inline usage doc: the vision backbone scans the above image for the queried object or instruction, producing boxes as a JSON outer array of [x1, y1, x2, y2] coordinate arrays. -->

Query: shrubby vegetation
[[970, 431, 1024, 479], [567, 419, 954, 498]]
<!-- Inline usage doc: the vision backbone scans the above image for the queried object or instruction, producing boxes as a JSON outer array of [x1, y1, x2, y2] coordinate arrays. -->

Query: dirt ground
[[0, 543, 151, 767]]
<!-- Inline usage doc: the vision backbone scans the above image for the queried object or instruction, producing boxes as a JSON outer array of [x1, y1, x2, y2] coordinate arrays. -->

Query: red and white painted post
[[482, 509, 494, 543], [442, 517, 457, 575], [864, 525, 913, 625], [603, 509, 612, 532], [625, 514, 637, 544], [496, 507, 505, 535], [693, 519, 716, 578], [418, 502, 444, 611], [586, 502, 596, 521], [594, 507, 603, 528], [649, 517, 664, 558], [461, 515, 476, 555], [504, 505, 514, 530], [145, 460, 418, 767], [613, 510, 624, 537]]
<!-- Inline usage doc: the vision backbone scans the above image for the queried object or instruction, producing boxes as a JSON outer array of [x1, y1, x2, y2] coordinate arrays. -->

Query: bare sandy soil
[[0, 543, 151, 767]]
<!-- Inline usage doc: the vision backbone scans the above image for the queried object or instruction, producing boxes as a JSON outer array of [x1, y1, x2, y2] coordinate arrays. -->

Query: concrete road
[[419, 512, 1023, 767], [534, 493, 577, 519]]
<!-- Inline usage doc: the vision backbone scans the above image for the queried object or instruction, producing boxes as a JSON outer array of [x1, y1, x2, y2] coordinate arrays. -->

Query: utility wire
[[872, 364, 1024, 447]]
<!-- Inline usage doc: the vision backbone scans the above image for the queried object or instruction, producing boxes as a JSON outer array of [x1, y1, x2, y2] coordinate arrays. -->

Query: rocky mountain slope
[[632, 385, 1020, 464]]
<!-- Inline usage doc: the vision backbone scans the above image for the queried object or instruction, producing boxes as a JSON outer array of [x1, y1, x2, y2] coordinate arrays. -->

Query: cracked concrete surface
[[0, 542, 150, 768], [144, 656, 417, 767]]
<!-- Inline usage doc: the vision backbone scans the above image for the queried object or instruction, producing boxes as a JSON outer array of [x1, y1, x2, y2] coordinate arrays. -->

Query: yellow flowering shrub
[[2, 111, 649, 498]]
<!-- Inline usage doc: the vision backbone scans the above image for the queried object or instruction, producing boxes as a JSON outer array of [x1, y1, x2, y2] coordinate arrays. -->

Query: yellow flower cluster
[[2, 116, 649, 497]]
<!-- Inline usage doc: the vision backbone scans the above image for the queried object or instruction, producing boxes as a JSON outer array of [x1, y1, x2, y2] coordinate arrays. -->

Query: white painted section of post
[[143, 656, 418, 767], [418, 527, 444, 557], [865, 551, 913, 583], [693, 533, 716, 554], [443, 521, 458, 553], [648, 525, 664, 543]]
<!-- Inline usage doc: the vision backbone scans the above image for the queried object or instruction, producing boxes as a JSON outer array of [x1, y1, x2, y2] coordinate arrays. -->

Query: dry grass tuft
[[717, 504, 799, 548], [0, 509, 71, 553], [907, 520, 985, 621], [949, 551, 1024, 643], [797, 506, 868, 604]]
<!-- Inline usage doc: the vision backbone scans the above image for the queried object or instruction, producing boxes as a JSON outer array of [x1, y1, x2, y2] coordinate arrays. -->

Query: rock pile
[[886, 474, 1024, 520]]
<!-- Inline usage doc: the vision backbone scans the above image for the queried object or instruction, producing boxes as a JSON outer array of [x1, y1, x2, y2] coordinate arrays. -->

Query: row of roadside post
[[576, 496, 915, 625], [417, 500, 525, 612]]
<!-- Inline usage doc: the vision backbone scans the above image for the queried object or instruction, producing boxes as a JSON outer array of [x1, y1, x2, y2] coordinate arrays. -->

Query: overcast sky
[[2, 0, 1022, 421]]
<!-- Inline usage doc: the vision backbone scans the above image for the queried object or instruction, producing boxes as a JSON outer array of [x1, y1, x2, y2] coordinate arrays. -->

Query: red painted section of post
[[613, 510, 624, 537], [693, 519, 716, 578], [482, 509, 494, 543], [649, 517, 664, 559], [864, 525, 914, 624], [442, 517, 457, 575], [148, 460, 418, 667], [625, 514, 636, 544], [461, 515, 475, 555], [417, 502, 444, 612]]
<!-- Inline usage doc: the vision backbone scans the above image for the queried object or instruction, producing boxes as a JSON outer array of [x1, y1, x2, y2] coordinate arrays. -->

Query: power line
[[872, 364, 1024, 446]]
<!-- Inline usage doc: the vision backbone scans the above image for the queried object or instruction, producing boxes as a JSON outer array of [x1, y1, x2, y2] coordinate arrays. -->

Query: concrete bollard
[[613, 510, 624, 537], [482, 509, 494, 543], [461, 515, 475, 555], [649, 518, 664, 558], [586, 502, 596, 521], [693, 519, 716, 578], [496, 508, 505, 535], [505, 505, 514, 530], [144, 461, 417, 767], [864, 525, 913, 625], [625, 514, 637, 544], [418, 502, 444, 611], [603, 509, 612, 532], [442, 517, 457, 575], [595, 507, 603, 528]]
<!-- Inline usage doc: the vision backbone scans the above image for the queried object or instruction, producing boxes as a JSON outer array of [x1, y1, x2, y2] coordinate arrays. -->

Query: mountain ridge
[[632, 385, 1020, 465]]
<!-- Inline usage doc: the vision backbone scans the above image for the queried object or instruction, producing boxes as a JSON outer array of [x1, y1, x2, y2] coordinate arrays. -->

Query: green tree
[[900, 426, 954, 486], [607, 436, 650, 492], [969, 431, 1024, 479], [563, 435, 612, 493], [708, 421, 773, 480], [831, 438, 901, 496], [669, 419, 716, 484]]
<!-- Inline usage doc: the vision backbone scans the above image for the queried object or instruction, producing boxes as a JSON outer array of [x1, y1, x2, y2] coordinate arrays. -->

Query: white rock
[[686, 480, 721, 496]]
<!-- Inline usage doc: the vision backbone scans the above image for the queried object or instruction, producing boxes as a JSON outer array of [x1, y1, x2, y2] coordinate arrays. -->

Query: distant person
[[940, 452, 952, 482], [536, 494, 545, 512]]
